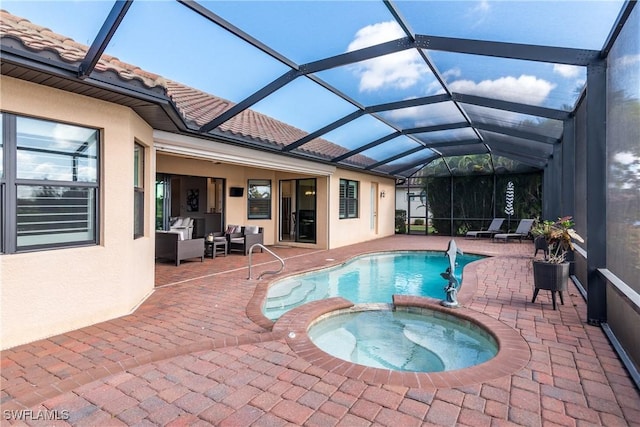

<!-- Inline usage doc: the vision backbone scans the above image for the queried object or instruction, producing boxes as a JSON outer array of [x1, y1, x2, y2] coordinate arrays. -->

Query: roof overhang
[[154, 130, 337, 176]]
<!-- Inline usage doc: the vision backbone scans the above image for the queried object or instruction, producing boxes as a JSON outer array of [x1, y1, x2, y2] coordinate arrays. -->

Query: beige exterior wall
[[0, 77, 156, 349], [157, 153, 395, 250], [329, 169, 396, 248]]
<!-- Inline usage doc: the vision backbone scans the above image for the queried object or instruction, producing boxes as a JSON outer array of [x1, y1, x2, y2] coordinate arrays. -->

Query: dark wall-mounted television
[[229, 187, 244, 197]]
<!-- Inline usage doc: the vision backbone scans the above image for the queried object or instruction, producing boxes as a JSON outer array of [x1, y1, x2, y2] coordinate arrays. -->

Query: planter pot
[[534, 236, 548, 258], [532, 260, 569, 310]]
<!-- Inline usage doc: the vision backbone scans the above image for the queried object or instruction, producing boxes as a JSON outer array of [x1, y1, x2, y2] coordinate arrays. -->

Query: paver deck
[[1, 235, 639, 426]]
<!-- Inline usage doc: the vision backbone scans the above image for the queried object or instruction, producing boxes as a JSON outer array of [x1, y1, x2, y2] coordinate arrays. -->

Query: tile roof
[[0, 11, 377, 169], [0, 10, 166, 88]]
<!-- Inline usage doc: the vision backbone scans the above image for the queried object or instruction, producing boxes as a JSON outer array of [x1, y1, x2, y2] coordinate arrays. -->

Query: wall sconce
[[380, 190, 386, 198]]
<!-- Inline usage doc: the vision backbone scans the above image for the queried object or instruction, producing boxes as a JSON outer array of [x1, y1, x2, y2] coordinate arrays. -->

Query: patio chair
[[493, 219, 535, 243], [228, 226, 264, 255], [465, 218, 505, 239]]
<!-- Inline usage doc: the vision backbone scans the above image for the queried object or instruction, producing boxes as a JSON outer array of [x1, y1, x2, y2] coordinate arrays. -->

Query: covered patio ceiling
[[0, 0, 633, 179]]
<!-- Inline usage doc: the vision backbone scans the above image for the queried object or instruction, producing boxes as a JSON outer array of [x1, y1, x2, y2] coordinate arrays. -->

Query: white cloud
[[347, 21, 426, 92], [17, 151, 71, 180], [448, 74, 556, 105], [426, 68, 461, 94], [614, 54, 640, 68], [614, 151, 639, 165], [553, 64, 581, 79], [442, 68, 462, 80], [384, 101, 463, 127], [347, 21, 405, 51], [52, 124, 95, 150], [475, 0, 491, 13], [466, 0, 491, 28]]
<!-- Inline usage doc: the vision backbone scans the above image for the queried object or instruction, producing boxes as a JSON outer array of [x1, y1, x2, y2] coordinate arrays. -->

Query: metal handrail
[[248, 244, 284, 280]]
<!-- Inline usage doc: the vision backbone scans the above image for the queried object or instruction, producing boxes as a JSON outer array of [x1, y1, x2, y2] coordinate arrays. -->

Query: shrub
[[395, 210, 407, 234]]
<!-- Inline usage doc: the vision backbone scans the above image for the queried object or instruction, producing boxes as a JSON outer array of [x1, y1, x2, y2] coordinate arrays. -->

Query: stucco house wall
[[157, 152, 396, 250], [329, 169, 396, 249], [1, 76, 156, 349]]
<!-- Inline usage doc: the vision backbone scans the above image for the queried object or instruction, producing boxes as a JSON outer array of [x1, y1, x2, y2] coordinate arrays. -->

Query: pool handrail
[[248, 243, 284, 280]]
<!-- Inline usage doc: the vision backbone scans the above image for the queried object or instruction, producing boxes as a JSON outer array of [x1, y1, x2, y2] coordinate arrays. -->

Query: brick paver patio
[[2, 235, 639, 426]]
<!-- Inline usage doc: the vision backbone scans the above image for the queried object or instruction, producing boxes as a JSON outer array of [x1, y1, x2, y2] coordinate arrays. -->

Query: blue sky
[[2, 0, 627, 140]]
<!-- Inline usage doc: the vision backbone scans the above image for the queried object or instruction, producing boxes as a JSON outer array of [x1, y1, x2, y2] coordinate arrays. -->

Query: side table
[[205, 239, 227, 258]]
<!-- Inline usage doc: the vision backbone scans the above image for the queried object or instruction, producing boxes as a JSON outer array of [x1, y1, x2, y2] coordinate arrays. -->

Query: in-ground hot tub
[[308, 305, 498, 373], [275, 296, 531, 388]]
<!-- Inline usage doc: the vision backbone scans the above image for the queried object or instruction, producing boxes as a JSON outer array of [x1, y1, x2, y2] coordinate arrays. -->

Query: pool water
[[264, 251, 482, 320], [308, 308, 498, 372]]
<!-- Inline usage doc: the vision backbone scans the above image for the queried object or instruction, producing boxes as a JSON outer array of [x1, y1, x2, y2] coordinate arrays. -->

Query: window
[[134, 142, 144, 238], [339, 179, 359, 219], [248, 179, 271, 219], [0, 114, 99, 252]]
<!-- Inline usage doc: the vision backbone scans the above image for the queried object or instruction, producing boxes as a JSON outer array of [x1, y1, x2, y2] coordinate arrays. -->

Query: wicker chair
[[228, 226, 264, 255]]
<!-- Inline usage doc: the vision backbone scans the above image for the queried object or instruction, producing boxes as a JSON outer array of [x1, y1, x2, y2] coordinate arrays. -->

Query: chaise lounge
[[465, 218, 505, 239], [493, 219, 535, 243]]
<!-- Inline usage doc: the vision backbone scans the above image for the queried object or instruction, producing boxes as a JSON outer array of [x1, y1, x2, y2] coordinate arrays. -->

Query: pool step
[[403, 323, 471, 371], [264, 280, 317, 310]]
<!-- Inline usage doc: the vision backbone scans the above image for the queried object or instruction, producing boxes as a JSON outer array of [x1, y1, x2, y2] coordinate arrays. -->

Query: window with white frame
[[0, 113, 99, 252], [339, 179, 359, 219]]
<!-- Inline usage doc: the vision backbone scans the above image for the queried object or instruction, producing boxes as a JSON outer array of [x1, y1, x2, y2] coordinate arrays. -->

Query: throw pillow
[[245, 225, 259, 234]]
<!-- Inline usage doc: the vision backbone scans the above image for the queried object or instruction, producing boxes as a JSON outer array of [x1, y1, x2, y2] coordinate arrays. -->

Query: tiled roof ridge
[[1, 10, 379, 169]]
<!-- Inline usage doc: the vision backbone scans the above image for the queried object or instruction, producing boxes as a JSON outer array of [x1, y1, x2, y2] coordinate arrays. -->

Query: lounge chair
[[493, 219, 535, 243], [465, 218, 505, 239]]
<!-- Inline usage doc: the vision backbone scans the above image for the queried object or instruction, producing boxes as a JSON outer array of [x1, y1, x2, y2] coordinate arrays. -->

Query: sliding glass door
[[280, 178, 316, 243], [296, 179, 316, 243], [155, 174, 170, 230]]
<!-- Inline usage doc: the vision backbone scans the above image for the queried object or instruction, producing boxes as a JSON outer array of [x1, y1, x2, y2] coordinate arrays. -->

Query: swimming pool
[[264, 251, 483, 320]]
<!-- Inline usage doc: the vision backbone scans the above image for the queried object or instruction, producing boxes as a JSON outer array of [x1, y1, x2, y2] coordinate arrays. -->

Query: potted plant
[[530, 216, 584, 309]]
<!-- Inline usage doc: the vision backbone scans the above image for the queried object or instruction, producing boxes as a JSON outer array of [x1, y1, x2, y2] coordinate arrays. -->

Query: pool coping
[[273, 295, 531, 389]]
